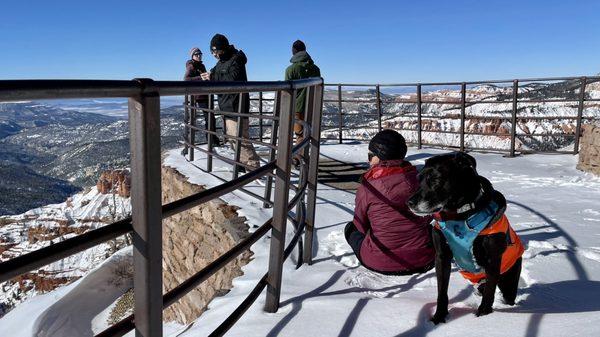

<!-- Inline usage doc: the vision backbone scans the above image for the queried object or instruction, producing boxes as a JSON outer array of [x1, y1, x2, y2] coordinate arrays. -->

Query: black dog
[[407, 152, 524, 324]]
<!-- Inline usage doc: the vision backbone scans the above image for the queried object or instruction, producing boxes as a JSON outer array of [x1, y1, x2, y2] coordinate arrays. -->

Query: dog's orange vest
[[435, 213, 524, 284]]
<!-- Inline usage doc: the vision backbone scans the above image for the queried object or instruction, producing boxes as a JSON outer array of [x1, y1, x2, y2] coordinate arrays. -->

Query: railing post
[[574, 76, 587, 154], [417, 84, 422, 149], [376, 84, 382, 132], [293, 88, 312, 267], [233, 93, 244, 179], [509, 80, 519, 157], [460, 82, 466, 152], [183, 95, 189, 156], [304, 83, 323, 265], [207, 94, 214, 172], [128, 79, 163, 337], [263, 91, 280, 208], [189, 96, 196, 162], [265, 88, 295, 313], [338, 84, 343, 144], [259, 91, 264, 143]]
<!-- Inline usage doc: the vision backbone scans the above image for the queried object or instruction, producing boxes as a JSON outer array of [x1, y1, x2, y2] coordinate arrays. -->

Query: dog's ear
[[455, 152, 477, 170]]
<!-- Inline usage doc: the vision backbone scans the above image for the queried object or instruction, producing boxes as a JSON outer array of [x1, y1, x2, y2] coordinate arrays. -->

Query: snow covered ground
[[2, 142, 599, 337], [175, 143, 600, 337]]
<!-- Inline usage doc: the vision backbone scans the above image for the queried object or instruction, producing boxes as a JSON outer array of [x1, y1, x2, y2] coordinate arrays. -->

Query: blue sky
[[0, 0, 598, 83]]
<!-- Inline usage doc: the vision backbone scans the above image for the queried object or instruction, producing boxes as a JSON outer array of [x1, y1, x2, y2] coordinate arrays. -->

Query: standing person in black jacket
[[183, 47, 220, 154], [201, 34, 260, 169]]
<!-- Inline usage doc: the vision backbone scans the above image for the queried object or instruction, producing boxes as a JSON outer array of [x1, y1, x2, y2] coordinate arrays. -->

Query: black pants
[[344, 221, 365, 261], [344, 221, 434, 276]]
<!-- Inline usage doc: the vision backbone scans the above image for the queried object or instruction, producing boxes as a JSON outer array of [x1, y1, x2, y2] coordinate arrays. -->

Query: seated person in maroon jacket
[[345, 130, 435, 275]]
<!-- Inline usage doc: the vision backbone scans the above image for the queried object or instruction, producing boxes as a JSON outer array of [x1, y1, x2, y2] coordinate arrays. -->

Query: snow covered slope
[[0, 188, 131, 317]]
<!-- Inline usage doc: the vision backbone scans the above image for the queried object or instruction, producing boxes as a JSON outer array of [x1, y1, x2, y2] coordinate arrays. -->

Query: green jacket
[[285, 51, 321, 113]]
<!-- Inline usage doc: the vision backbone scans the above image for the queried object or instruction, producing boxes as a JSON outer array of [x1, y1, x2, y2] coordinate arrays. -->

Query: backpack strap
[[360, 175, 423, 223]]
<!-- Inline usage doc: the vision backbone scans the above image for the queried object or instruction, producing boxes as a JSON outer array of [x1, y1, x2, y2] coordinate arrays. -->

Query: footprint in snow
[[323, 230, 359, 268], [582, 209, 600, 216], [577, 247, 600, 263]]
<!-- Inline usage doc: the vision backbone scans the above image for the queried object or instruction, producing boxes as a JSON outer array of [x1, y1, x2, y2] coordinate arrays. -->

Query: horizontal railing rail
[[324, 75, 600, 87], [0, 78, 323, 101], [0, 77, 324, 337], [322, 76, 600, 155]]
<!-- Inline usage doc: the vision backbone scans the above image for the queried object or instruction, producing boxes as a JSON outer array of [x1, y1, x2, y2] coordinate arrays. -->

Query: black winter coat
[[210, 46, 250, 115]]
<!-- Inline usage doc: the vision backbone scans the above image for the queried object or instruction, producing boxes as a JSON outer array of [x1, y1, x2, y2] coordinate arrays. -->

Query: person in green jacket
[[285, 40, 321, 166]]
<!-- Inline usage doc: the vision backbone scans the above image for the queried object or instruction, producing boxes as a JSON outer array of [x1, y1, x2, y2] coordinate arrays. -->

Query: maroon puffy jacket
[[353, 160, 434, 273]]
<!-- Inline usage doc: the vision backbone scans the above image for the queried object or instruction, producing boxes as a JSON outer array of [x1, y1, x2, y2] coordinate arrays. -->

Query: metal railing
[[0, 77, 324, 337], [322, 76, 600, 156]]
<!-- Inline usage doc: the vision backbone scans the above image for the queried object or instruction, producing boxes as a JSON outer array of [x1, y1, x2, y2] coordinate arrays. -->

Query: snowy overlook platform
[[3, 142, 599, 337], [167, 142, 600, 337]]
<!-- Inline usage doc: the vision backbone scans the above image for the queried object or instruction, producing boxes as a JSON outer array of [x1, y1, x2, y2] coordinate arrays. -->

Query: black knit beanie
[[210, 34, 230, 51], [292, 40, 306, 53], [368, 129, 407, 161]]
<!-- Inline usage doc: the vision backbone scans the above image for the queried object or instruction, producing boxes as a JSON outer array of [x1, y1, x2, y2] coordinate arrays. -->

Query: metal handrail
[[322, 75, 600, 155], [0, 79, 141, 101], [98, 160, 312, 337], [0, 161, 275, 283], [0, 78, 325, 337], [0, 218, 132, 283], [186, 105, 280, 120], [324, 75, 600, 87], [208, 186, 308, 337], [0, 78, 324, 102]]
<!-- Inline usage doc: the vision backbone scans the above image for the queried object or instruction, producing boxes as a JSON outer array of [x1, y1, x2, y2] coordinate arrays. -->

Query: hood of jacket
[[290, 51, 313, 64], [363, 160, 414, 180]]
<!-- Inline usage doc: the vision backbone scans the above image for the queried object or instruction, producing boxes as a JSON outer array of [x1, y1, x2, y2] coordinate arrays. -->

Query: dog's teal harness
[[435, 201, 501, 273]]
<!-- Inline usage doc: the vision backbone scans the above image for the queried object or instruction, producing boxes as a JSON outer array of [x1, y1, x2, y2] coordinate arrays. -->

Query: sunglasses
[[193, 53, 202, 56], [368, 152, 375, 161]]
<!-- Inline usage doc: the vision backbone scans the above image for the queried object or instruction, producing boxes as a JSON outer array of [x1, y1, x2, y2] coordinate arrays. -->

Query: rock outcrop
[[577, 124, 600, 175], [96, 170, 131, 197], [160, 166, 251, 324], [27, 223, 88, 244]]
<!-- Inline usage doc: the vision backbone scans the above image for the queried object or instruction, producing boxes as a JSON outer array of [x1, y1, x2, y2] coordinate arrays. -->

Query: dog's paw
[[475, 306, 493, 317], [430, 311, 448, 325]]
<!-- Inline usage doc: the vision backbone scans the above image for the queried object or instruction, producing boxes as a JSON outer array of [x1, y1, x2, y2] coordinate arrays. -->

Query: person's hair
[[292, 40, 306, 53], [368, 129, 407, 161]]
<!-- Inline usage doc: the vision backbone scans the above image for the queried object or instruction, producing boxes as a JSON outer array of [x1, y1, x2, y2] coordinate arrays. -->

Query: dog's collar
[[456, 188, 485, 214]]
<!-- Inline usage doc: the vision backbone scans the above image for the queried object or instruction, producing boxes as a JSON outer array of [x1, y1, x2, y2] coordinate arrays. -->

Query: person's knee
[[294, 122, 304, 136], [344, 221, 357, 241]]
